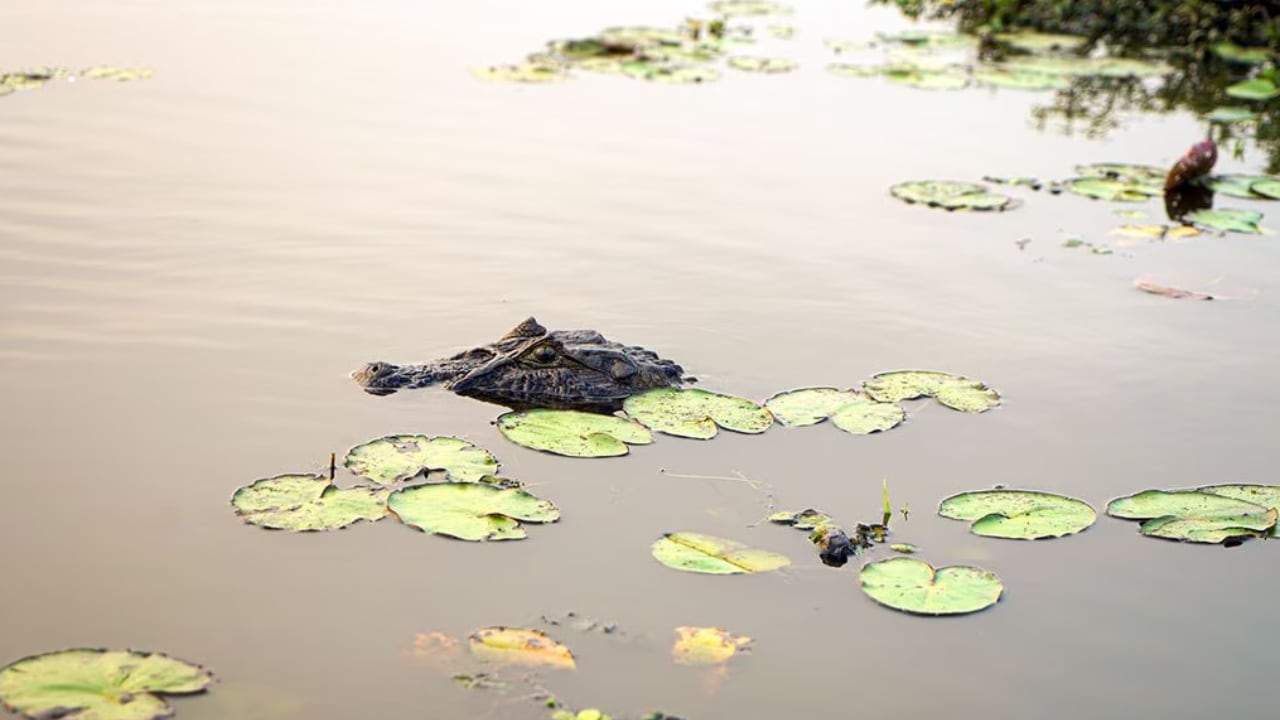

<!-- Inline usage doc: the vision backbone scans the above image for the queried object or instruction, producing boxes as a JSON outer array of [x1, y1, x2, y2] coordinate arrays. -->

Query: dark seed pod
[[1165, 138, 1218, 190]]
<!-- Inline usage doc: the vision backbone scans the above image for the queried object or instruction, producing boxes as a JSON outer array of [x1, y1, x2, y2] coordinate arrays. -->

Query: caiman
[[352, 317, 687, 413]]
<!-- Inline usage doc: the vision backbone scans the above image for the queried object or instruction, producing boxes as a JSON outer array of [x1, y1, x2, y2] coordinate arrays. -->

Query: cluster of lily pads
[[475, 2, 797, 84], [0, 66, 153, 98]]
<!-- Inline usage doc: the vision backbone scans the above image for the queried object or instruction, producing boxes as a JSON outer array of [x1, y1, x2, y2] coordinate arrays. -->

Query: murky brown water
[[3, 1, 1280, 718]]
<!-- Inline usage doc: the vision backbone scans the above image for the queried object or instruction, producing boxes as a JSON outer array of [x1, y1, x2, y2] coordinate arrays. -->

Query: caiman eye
[[526, 344, 558, 365]]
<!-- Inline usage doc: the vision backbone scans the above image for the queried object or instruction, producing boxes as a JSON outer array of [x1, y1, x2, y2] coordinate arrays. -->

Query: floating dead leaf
[[1134, 276, 1214, 300], [672, 627, 753, 665], [468, 627, 576, 669]]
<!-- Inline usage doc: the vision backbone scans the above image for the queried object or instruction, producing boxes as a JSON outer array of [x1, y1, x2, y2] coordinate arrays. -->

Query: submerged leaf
[[624, 388, 772, 439], [388, 483, 559, 541], [939, 489, 1096, 539], [650, 532, 790, 574], [1106, 489, 1277, 543], [672, 627, 752, 665], [859, 557, 1002, 616], [497, 409, 652, 457], [0, 649, 212, 720], [469, 627, 575, 669], [345, 435, 498, 485], [232, 474, 388, 531]]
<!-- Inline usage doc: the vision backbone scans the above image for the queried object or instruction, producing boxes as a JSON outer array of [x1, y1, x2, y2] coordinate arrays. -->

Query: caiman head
[[447, 318, 685, 412]]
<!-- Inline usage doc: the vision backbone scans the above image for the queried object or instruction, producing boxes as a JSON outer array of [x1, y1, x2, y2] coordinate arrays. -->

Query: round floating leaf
[[345, 435, 498, 485], [0, 649, 212, 720], [1062, 177, 1161, 202], [884, 66, 969, 90], [938, 489, 1096, 539], [624, 388, 773, 439], [1212, 43, 1272, 65], [889, 181, 1012, 211], [764, 387, 861, 426], [473, 63, 567, 83], [1106, 490, 1277, 543], [1187, 208, 1264, 234], [826, 63, 883, 78], [622, 62, 720, 84], [81, 66, 154, 81], [1075, 163, 1166, 185], [993, 31, 1086, 53], [672, 627, 752, 665], [1206, 174, 1273, 199], [862, 370, 999, 412], [496, 409, 652, 457], [830, 396, 907, 434], [388, 483, 559, 541], [859, 557, 1002, 616], [973, 67, 1070, 90], [709, 0, 792, 16], [727, 56, 797, 73], [934, 381, 1001, 413], [1253, 180, 1280, 199], [650, 532, 790, 574], [877, 30, 972, 49], [231, 474, 389, 532], [1207, 106, 1259, 124], [469, 627, 575, 669], [1001, 55, 1170, 78], [1226, 78, 1280, 101], [1199, 484, 1280, 536]]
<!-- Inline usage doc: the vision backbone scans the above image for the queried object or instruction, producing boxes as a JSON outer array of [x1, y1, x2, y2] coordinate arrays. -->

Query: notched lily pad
[[469, 627, 576, 669], [1187, 208, 1264, 234], [0, 649, 213, 720], [624, 388, 773, 439], [764, 387, 861, 426], [651, 532, 790, 574], [890, 181, 1012, 211], [1198, 484, 1280, 536], [388, 483, 559, 541], [727, 56, 796, 73], [859, 557, 1002, 616], [496, 409, 652, 458], [672, 627, 752, 665], [231, 474, 389, 532], [1106, 489, 1278, 543], [938, 489, 1096, 539], [345, 434, 499, 485], [862, 370, 1000, 412]]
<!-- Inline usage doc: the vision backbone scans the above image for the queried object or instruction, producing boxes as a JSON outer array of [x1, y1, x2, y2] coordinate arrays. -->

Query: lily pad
[[1112, 224, 1201, 241], [231, 474, 389, 532], [496, 409, 652, 457], [768, 508, 835, 530], [938, 489, 1096, 539], [473, 63, 568, 83], [81, 66, 154, 81], [624, 388, 772, 439], [890, 543, 917, 554], [1187, 208, 1264, 234], [1225, 78, 1280, 101], [862, 370, 1000, 412], [884, 66, 969, 90], [1075, 163, 1166, 185], [1207, 106, 1259, 124], [1212, 43, 1272, 65], [889, 181, 1012, 211], [469, 627, 576, 669], [345, 435, 498, 485], [1001, 55, 1170, 78], [826, 63, 883, 78], [1205, 174, 1273, 199], [859, 557, 1002, 616], [973, 67, 1070, 90], [650, 532, 790, 574], [709, 0, 793, 16], [1253, 180, 1280, 199], [0, 649, 213, 720], [830, 396, 907, 434], [672, 627, 752, 665], [1106, 489, 1278, 543], [993, 31, 1087, 53], [727, 56, 796, 73], [764, 387, 861, 426], [1199, 484, 1280, 536], [622, 62, 720, 84], [1062, 177, 1161, 202], [1, 67, 69, 90], [387, 482, 559, 541]]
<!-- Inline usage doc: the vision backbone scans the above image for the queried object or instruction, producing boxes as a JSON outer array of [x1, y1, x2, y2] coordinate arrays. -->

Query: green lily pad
[[345, 435, 499, 485], [622, 62, 720, 84], [1001, 55, 1170, 78], [938, 489, 1096, 539], [1253, 180, 1280, 200], [0, 649, 212, 720], [830, 396, 907, 434], [826, 63, 883, 78], [862, 370, 1000, 412], [727, 56, 797, 73], [710, 0, 793, 16], [1, 67, 69, 90], [600, 26, 686, 46], [1075, 163, 1165, 185], [993, 31, 1087, 53], [877, 30, 972, 49], [884, 66, 969, 90], [1187, 208, 1265, 234], [650, 532, 790, 574], [769, 509, 835, 530], [973, 67, 1070, 90], [1212, 43, 1272, 65], [1207, 106, 1259, 124], [624, 388, 773, 439], [496, 409, 652, 457], [1226, 78, 1280, 101], [889, 181, 1012, 211], [764, 387, 861, 426], [1106, 489, 1278, 543], [473, 62, 567, 83], [231, 474, 389, 532], [1199, 484, 1280, 536], [1062, 177, 1162, 202], [388, 482, 559, 541], [859, 557, 1002, 616], [81, 66, 154, 81], [1206, 174, 1273, 198]]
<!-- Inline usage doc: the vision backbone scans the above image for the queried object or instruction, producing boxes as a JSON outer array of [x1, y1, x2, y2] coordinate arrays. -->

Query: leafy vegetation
[[0, 649, 212, 720]]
